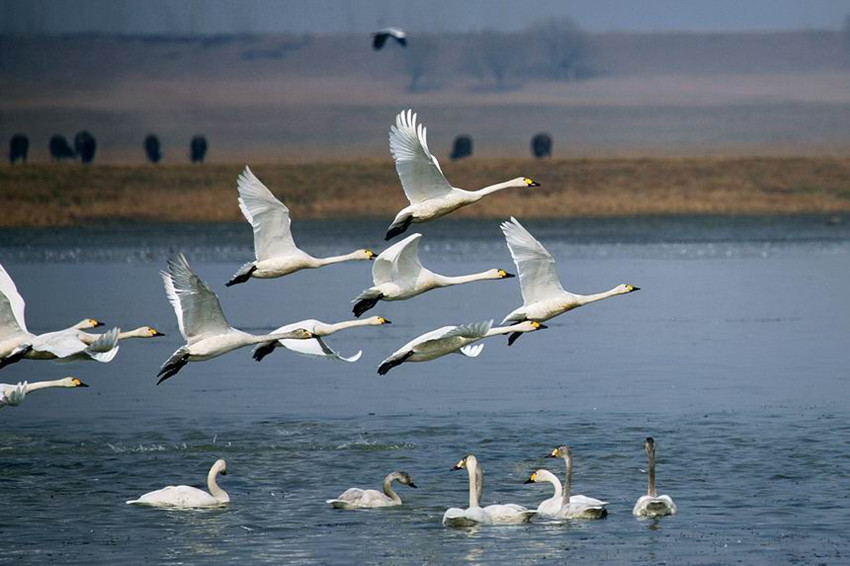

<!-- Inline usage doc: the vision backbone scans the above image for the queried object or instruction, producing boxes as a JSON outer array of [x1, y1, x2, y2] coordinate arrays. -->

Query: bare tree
[[405, 36, 436, 92], [474, 30, 519, 90], [531, 17, 590, 81]]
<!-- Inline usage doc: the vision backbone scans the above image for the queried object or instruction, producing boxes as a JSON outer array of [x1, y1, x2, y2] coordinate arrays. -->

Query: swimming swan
[[0, 377, 88, 409], [0, 262, 105, 368], [352, 233, 514, 316], [226, 166, 375, 286], [545, 445, 608, 519], [442, 454, 534, 527], [126, 459, 230, 508], [157, 253, 313, 384], [377, 320, 545, 375], [500, 217, 639, 345], [633, 437, 677, 518], [384, 110, 540, 240], [327, 471, 417, 509], [252, 316, 391, 363]]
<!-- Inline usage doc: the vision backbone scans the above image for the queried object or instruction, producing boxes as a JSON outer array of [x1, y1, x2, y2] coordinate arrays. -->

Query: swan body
[[353, 233, 514, 316], [442, 455, 534, 527], [543, 446, 608, 520], [377, 320, 545, 375], [252, 316, 391, 363], [157, 254, 313, 384], [327, 471, 417, 509], [0, 377, 88, 409], [372, 27, 407, 50], [127, 459, 229, 508], [633, 437, 677, 518], [384, 110, 539, 240], [227, 167, 374, 286], [23, 327, 120, 364], [500, 217, 639, 344]]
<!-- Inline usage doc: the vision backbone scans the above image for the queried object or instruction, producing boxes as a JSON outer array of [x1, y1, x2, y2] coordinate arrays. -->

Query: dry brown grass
[[2, 157, 849, 227]]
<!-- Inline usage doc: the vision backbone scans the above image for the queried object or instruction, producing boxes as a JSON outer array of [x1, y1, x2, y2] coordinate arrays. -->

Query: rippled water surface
[[1, 217, 848, 564]]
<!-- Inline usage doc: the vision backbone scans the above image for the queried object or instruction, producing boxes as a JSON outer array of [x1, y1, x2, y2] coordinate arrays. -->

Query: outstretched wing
[[237, 166, 297, 261], [389, 110, 453, 204], [279, 336, 362, 363], [84, 327, 120, 363], [441, 320, 492, 340], [372, 233, 424, 286], [501, 217, 567, 305], [161, 254, 231, 343], [0, 381, 26, 408], [0, 263, 28, 337], [459, 344, 484, 358]]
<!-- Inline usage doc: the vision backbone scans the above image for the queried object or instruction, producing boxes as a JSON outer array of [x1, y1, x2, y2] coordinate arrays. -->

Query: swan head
[[452, 454, 476, 471], [138, 326, 165, 338], [393, 471, 417, 488], [617, 284, 640, 294], [518, 177, 541, 188], [61, 377, 89, 388], [360, 249, 377, 261], [76, 318, 105, 329], [367, 316, 392, 326], [513, 320, 547, 333], [547, 445, 570, 459], [644, 437, 655, 455], [524, 471, 539, 484], [213, 459, 227, 475], [488, 268, 516, 279], [291, 328, 316, 339]]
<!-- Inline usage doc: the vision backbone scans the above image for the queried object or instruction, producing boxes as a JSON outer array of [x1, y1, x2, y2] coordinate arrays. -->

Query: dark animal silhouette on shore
[[49, 135, 75, 162], [74, 131, 97, 164], [191, 135, 208, 164], [450, 135, 473, 161], [531, 133, 553, 159], [9, 134, 28, 164], [144, 134, 162, 164]]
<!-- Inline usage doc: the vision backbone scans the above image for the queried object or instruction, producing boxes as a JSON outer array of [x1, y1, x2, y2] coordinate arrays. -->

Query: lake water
[[1, 216, 848, 564]]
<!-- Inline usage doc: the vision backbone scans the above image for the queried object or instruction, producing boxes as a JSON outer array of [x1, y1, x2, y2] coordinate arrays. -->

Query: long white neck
[[562, 455, 572, 504], [207, 467, 229, 503], [23, 379, 69, 393], [251, 329, 306, 344], [467, 461, 483, 508], [576, 286, 626, 306], [647, 449, 657, 497], [433, 271, 495, 288], [117, 328, 150, 340], [538, 469, 563, 500], [484, 324, 527, 338], [314, 319, 374, 336], [474, 179, 523, 197], [313, 250, 365, 267], [382, 474, 402, 504]]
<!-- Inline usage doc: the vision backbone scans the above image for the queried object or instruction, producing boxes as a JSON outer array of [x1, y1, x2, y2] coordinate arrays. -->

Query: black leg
[[384, 217, 412, 241], [226, 265, 257, 287], [353, 295, 383, 317], [253, 342, 276, 362], [156, 353, 189, 385], [377, 351, 414, 375]]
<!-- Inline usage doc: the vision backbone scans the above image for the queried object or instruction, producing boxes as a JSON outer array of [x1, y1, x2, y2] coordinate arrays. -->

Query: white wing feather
[[501, 217, 567, 305], [0, 263, 28, 337], [237, 166, 297, 261], [279, 337, 362, 363], [371, 233, 424, 286], [459, 344, 484, 358], [389, 110, 454, 204], [0, 381, 27, 408], [161, 254, 231, 344]]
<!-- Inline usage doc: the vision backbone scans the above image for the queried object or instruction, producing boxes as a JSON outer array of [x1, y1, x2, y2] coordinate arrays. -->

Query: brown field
[[2, 157, 849, 227]]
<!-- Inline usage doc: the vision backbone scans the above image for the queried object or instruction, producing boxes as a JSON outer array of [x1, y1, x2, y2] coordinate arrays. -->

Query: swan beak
[[524, 478, 534, 484], [365, 250, 376, 260], [91, 319, 105, 328], [524, 178, 541, 187], [378, 317, 392, 324], [629, 285, 641, 292], [524, 472, 537, 484], [536, 323, 548, 330], [545, 451, 557, 458], [73, 379, 89, 388], [409, 482, 418, 488], [152, 329, 165, 337], [451, 464, 464, 471], [498, 270, 515, 279], [220, 470, 227, 476]]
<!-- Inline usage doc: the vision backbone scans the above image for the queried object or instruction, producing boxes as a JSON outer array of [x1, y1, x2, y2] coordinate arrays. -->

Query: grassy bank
[[1, 157, 849, 227]]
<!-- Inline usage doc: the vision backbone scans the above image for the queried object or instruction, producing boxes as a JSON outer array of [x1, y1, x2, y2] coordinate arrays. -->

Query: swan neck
[[541, 470, 563, 499], [577, 287, 623, 306], [648, 449, 657, 497], [562, 455, 572, 504], [315, 251, 362, 267], [434, 271, 492, 287], [318, 319, 370, 336], [23, 379, 66, 393], [467, 461, 482, 508], [475, 180, 520, 196], [484, 324, 523, 337], [382, 474, 402, 504], [208, 466, 229, 503]]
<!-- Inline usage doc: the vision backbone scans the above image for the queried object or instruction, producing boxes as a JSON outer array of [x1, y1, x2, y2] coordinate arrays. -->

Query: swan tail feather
[[157, 348, 190, 384], [252, 341, 277, 362], [226, 262, 257, 287], [353, 294, 383, 317], [384, 216, 412, 241]]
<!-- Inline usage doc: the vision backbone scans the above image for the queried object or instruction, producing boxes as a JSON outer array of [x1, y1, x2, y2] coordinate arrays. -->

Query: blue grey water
[[1, 217, 848, 565]]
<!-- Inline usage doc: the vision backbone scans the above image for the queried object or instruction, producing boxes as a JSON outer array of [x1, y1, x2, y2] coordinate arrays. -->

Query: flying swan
[[377, 320, 545, 375], [500, 217, 640, 345], [157, 253, 313, 384], [226, 166, 375, 286], [126, 459, 230, 508], [352, 233, 514, 317], [0, 377, 88, 409], [372, 27, 407, 50], [384, 110, 540, 240], [443, 454, 534, 527], [327, 471, 417, 509], [633, 437, 677, 518], [252, 316, 391, 363]]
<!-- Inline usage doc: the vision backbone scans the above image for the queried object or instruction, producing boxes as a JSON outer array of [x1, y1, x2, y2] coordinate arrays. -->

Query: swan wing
[[30, 330, 88, 358], [389, 110, 453, 204], [127, 485, 217, 507], [483, 504, 535, 523], [441, 320, 491, 340], [162, 253, 231, 343], [569, 494, 608, 507], [459, 344, 484, 358], [501, 217, 566, 305], [0, 263, 27, 337], [372, 233, 423, 285], [0, 381, 26, 408], [237, 166, 298, 261], [278, 336, 362, 363]]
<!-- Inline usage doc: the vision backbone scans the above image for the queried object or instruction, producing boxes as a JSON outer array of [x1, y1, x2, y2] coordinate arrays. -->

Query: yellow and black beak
[[151, 328, 165, 337], [524, 472, 538, 484], [365, 250, 376, 260], [525, 178, 541, 187], [409, 482, 418, 488], [628, 285, 640, 292], [498, 269, 515, 279], [378, 317, 392, 324], [72, 378, 89, 388], [90, 319, 105, 328], [545, 449, 558, 458], [531, 321, 548, 330], [451, 459, 466, 471]]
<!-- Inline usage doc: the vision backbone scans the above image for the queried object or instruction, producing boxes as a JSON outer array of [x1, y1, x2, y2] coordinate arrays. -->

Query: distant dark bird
[[74, 131, 97, 164], [48, 135, 75, 162], [190, 135, 207, 164], [450, 135, 473, 161], [9, 134, 28, 164], [372, 28, 407, 50], [144, 134, 162, 164], [531, 133, 552, 159]]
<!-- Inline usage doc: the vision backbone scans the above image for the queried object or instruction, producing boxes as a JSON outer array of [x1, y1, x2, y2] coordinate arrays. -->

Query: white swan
[[500, 217, 639, 345], [252, 316, 391, 363], [23, 327, 120, 364], [544, 445, 608, 519], [77, 326, 165, 346], [352, 233, 514, 316], [0, 377, 88, 409], [372, 27, 407, 50], [633, 437, 677, 518], [327, 471, 417, 509], [384, 110, 540, 240], [157, 253, 313, 384], [226, 166, 375, 286], [377, 320, 545, 375], [442, 454, 534, 527], [126, 459, 230, 508], [1, 262, 105, 368]]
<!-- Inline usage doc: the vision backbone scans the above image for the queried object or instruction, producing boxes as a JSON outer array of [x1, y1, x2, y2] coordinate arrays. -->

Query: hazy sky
[[3, 0, 850, 35]]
